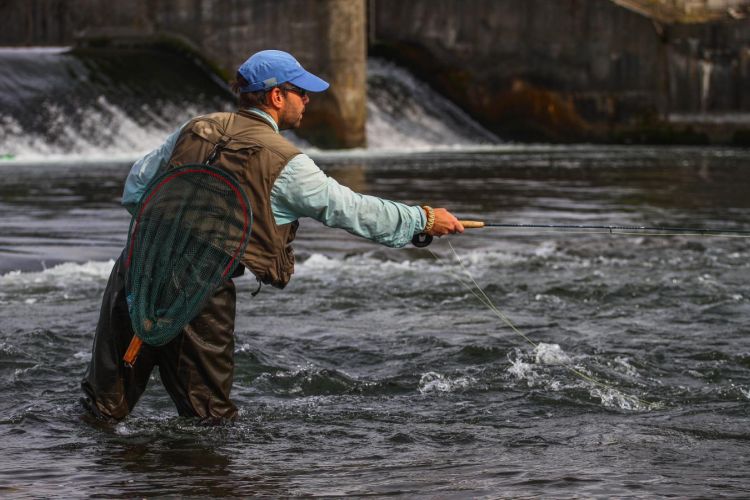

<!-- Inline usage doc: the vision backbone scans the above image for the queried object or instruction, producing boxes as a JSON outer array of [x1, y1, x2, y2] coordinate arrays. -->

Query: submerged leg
[[157, 279, 239, 423], [80, 254, 157, 421]]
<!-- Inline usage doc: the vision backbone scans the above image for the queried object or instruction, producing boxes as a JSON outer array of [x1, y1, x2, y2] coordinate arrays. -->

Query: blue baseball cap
[[237, 50, 330, 93]]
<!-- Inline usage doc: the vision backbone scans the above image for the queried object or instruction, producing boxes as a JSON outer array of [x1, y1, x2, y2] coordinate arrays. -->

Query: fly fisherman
[[81, 49, 464, 423]]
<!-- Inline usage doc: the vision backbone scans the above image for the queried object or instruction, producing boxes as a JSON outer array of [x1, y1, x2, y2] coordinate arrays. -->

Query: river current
[[1, 145, 749, 497]]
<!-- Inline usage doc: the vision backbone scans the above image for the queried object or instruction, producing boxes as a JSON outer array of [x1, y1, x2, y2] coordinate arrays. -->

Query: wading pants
[[81, 253, 238, 422]]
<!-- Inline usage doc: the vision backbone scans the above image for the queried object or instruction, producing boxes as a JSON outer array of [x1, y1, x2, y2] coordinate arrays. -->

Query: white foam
[[613, 356, 640, 378], [295, 253, 344, 272], [507, 357, 537, 383], [73, 351, 91, 361], [292, 249, 523, 291], [533, 241, 559, 258], [1, 57, 502, 162], [506, 345, 652, 412], [450, 247, 525, 267], [0, 249, 518, 294], [0, 342, 22, 356], [115, 422, 137, 436], [2, 98, 216, 162], [534, 343, 571, 365], [366, 58, 499, 150], [235, 343, 254, 354], [0, 46, 70, 54], [590, 387, 651, 412], [295, 252, 429, 279], [418, 371, 475, 394], [13, 364, 39, 381], [534, 293, 564, 305], [0, 260, 114, 289]]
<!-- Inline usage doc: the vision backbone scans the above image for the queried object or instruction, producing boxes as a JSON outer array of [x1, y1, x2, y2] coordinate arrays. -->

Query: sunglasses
[[279, 84, 307, 98]]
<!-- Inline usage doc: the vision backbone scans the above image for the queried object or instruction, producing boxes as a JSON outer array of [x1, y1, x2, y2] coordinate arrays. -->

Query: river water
[[1, 144, 749, 497]]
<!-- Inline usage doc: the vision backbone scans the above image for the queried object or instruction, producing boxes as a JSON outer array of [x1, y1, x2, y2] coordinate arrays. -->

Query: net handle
[[122, 164, 252, 366], [123, 336, 143, 367]]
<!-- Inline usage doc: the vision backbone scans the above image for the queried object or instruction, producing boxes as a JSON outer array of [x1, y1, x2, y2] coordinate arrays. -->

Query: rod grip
[[459, 220, 485, 229]]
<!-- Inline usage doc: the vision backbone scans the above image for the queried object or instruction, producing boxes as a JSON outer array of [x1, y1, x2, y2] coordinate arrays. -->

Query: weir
[[0, 0, 367, 149], [0, 49, 497, 160], [0, 46, 234, 159], [1, 0, 749, 146]]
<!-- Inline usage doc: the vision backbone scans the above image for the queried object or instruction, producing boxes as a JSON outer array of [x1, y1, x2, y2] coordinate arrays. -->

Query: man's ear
[[267, 87, 285, 110]]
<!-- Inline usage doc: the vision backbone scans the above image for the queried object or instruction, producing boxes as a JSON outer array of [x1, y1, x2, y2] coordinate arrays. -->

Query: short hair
[[231, 73, 271, 109]]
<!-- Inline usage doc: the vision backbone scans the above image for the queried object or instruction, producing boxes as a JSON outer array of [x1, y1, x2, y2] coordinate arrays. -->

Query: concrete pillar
[[295, 0, 367, 148]]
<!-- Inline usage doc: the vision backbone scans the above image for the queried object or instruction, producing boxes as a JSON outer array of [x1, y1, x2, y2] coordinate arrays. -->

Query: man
[[81, 49, 463, 423]]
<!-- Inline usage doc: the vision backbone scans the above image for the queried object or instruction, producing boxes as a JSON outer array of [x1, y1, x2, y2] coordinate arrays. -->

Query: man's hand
[[427, 208, 464, 236]]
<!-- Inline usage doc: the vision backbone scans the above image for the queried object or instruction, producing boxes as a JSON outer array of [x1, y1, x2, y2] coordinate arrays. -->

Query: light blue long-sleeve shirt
[[122, 108, 426, 248]]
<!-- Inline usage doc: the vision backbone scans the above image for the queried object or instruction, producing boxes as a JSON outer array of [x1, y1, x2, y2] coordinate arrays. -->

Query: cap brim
[[289, 71, 329, 92]]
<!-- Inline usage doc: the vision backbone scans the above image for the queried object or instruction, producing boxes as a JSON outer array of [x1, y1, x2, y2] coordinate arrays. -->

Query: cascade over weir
[[1, 0, 749, 146]]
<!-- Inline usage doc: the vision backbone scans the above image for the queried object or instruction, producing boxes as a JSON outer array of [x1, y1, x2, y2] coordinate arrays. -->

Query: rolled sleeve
[[271, 154, 425, 248], [121, 124, 184, 213]]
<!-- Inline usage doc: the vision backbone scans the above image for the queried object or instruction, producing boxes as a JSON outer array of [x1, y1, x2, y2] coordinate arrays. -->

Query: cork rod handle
[[459, 220, 485, 229]]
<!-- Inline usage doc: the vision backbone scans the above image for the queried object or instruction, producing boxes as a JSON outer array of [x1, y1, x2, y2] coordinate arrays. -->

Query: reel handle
[[411, 232, 433, 248]]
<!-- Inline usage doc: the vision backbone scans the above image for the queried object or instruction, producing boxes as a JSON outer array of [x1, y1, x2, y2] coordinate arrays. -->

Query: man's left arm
[[271, 154, 427, 248]]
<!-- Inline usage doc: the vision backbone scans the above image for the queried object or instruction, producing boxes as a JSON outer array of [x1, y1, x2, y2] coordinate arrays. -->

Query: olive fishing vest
[[167, 110, 301, 288]]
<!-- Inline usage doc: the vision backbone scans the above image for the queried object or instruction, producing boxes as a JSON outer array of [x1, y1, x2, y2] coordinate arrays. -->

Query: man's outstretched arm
[[271, 153, 463, 247]]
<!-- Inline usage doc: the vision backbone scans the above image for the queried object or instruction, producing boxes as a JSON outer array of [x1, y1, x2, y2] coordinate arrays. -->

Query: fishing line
[[428, 240, 651, 408]]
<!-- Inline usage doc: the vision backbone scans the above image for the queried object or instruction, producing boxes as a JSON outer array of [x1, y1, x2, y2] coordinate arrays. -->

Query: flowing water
[[1, 48, 750, 498]]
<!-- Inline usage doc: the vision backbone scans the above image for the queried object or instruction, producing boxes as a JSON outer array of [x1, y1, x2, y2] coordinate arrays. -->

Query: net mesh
[[125, 164, 252, 346]]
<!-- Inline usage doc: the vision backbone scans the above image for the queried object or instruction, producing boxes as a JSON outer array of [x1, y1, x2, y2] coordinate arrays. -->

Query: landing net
[[124, 164, 252, 348]]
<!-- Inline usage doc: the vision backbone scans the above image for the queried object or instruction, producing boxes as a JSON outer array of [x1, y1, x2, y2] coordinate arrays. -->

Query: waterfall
[[699, 59, 713, 113], [0, 48, 498, 161], [366, 58, 499, 149]]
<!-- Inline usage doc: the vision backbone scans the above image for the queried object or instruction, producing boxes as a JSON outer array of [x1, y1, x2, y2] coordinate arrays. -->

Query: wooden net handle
[[123, 336, 143, 367]]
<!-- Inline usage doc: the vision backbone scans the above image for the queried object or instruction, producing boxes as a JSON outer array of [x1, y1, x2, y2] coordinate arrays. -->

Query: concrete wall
[[2, 0, 749, 144], [371, 0, 750, 143], [666, 21, 750, 112], [0, 0, 366, 148]]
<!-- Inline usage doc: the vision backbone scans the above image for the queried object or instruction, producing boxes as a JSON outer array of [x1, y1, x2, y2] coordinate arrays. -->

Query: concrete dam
[[1, 0, 749, 147]]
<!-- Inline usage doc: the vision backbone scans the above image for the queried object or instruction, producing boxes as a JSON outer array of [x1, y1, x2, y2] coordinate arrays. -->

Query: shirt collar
[[246, 107, 279, 133]]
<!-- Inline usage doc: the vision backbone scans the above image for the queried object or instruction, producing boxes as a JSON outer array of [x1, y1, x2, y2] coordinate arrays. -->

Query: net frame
[[123, 164, 252, 348]]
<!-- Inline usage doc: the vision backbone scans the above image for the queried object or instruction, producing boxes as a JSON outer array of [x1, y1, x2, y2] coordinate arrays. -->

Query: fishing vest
[[167, 109, 300, 288]]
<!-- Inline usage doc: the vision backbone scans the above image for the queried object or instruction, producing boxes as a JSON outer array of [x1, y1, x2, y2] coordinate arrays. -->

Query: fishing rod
[[411, 220, 750, 247]]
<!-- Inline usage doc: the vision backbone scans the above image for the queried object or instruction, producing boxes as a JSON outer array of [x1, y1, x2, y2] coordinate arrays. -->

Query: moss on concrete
[[73, 33, 231, 84]]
